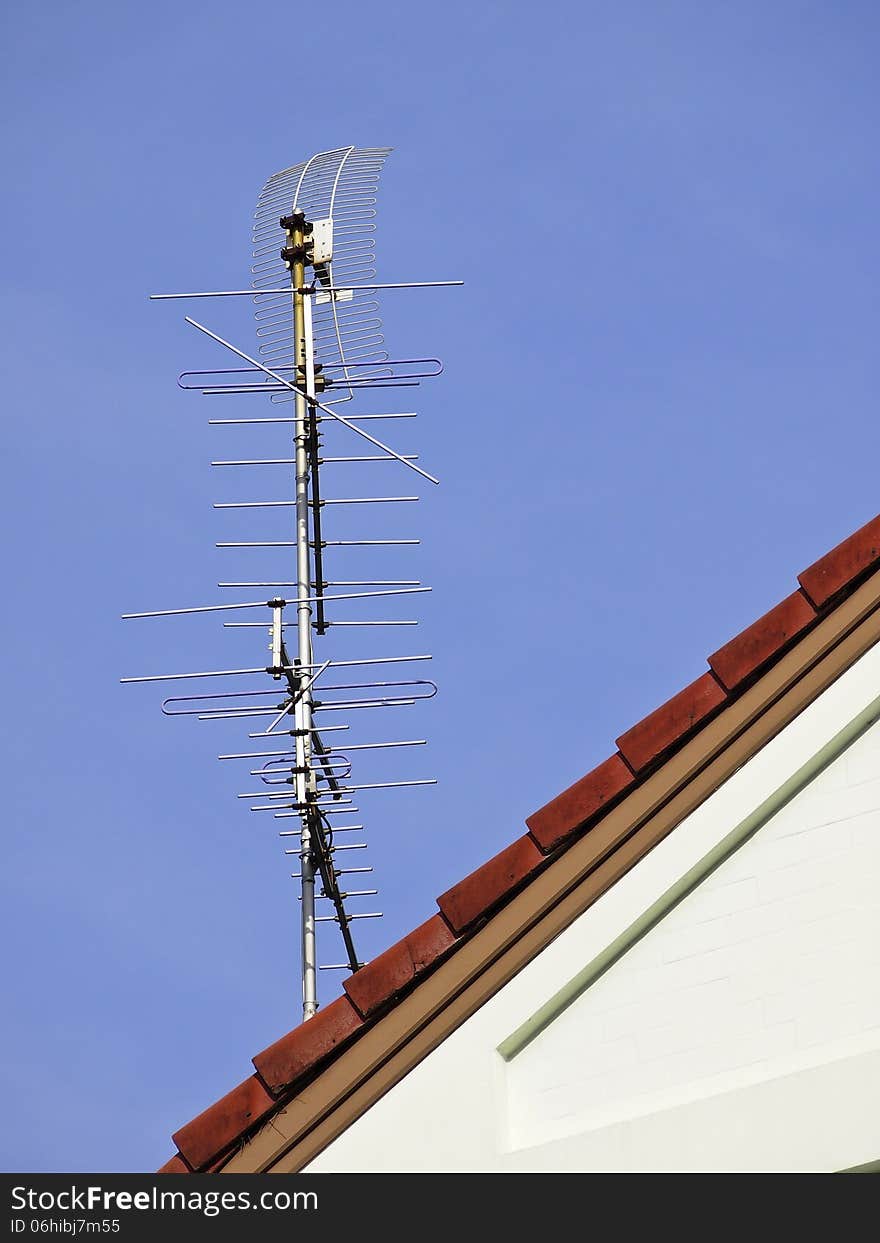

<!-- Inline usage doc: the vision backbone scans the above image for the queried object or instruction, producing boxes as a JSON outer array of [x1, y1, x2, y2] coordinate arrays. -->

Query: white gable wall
[[307, 640, 880, 1172]]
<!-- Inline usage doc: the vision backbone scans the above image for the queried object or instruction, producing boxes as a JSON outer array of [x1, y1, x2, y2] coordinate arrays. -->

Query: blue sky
[[1, 1, 878, 1172]]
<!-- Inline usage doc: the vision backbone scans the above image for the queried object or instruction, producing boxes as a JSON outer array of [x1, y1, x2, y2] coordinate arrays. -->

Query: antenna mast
[[123, 147, 460, 1020], [287, 206, 320, 1016]]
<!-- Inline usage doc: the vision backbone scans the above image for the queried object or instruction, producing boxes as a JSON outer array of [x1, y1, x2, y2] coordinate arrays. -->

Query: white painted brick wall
[[506, 716, 880, 1149], [309, 647, 880, 1172]]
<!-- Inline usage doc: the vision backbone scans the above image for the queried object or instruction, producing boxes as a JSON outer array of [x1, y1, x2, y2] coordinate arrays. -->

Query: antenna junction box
[[311, 218, 334, 264]]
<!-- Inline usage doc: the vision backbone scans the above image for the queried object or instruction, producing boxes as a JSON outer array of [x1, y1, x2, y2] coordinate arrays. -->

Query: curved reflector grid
[[252, 146, 393, 404]]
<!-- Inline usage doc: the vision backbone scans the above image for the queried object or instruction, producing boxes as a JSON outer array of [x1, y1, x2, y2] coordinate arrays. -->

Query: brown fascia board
[[220, 567, 880, 1173]]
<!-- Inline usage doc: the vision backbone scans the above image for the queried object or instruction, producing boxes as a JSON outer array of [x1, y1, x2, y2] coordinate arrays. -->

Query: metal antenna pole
[[123, 148, 457, 1020], [285, 209, 318, 1021]]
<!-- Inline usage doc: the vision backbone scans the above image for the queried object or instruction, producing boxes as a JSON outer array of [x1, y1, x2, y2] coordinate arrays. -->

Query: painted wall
[[307, 642, 880, 1172]]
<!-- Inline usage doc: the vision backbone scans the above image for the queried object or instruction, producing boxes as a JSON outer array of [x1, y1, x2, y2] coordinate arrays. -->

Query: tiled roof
[[158, 510, 880, 1174]]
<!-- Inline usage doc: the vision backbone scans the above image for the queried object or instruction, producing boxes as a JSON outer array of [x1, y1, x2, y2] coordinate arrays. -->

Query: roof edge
[[160, 509, 880, 1172], [230, 574, 880, 1172]]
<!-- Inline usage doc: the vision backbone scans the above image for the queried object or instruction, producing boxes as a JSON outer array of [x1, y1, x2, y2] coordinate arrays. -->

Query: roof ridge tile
[[616, 670, 727, 773], [437, 834, 545, 934], [253, 993, 363, 1096], [157, 1154, 191, 1174], [343, 913, 457, 1019], [171, 1073, 275, 1172], [709, 588, 817, 692], [526, 752, 635, 853], [799, 513, 880, 608]]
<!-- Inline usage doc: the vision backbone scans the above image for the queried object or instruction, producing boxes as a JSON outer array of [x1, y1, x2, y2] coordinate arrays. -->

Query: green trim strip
[[499, 693, 880, 1062]]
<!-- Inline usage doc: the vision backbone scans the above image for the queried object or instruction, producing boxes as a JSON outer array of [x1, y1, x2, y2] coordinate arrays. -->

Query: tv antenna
[[122, 146, 461, 1020]]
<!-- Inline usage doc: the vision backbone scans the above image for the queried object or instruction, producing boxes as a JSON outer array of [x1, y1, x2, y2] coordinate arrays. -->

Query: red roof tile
[[437, 834, 545, 934], [709, 589, 817, 691], [253, 994, 363, 1095], [343, 914, 456, 1018], [172, 1074, 275, 1172], [160, 509, 880, 1173], [799, 513, 880, 607], [157, 1154, 191, 1174], [616, 671, 727, 772], [527, 753, 635, 852]]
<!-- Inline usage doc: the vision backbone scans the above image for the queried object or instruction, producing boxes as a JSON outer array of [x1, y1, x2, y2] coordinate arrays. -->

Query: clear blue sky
[[1, 1, 878, 1172]]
